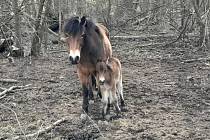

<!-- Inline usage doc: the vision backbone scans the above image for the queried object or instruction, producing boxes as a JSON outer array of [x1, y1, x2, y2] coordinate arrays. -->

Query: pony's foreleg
[[78, 71, 89, 113], [88, 74, 96, 100], [101, 90, 109, 118], [82, 84, 89, 113]]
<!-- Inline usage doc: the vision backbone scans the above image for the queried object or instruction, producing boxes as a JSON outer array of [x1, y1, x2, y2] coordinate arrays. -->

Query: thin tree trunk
[[192, 0, 205, 46], [77, 0, 83, 17], [43, 0, 51, 56], [180, 0, 186, 29], [31, 0, 46, 56], [31, 0, 36, 17], [58, 0, 62, 35], [13, 0, 23, 56], [107, 0, 112, 29]]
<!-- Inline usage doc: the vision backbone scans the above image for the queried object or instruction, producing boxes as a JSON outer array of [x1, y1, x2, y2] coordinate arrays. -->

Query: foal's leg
[[117, 78, 125, 107], [112, 88, 121, 115], [101, 90, 109, 118], [94, 75, 102, 99]]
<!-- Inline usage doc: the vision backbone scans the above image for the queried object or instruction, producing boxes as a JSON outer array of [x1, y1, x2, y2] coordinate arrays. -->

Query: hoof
[[120, 106, 128, 112], [104, 114, 112, 121], [89, 100, 95, 104], [111, 114, 122, 120]]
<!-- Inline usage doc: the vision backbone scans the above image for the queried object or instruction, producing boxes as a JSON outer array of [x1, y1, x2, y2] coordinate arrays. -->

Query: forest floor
[[0, 36, 210, 140]]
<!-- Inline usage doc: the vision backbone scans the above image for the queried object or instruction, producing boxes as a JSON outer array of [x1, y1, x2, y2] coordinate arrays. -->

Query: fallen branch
[[13, 87, 40, 91], [202, 99, 210, 106], [0, 104, 26, 139], [0, 87, 7, 91], [111, 34, 175, 39], [49, 50, 67, 54], [0, 78, 19, 83], [13, 117, 68, 140], [82, 110, 105, 138], [0, 84, 31, 98], [181, 57, 210, 63]]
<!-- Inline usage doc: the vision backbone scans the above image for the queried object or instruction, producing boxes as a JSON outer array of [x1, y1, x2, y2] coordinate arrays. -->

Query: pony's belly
[[77, 63, 95, 75]]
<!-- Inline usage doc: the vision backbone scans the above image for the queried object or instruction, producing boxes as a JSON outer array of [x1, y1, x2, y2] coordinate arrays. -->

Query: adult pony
[[61, 16, 112, 113]]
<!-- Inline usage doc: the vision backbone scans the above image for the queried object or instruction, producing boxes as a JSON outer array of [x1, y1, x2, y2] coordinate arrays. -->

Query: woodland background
[[0, 0, 210, 140]]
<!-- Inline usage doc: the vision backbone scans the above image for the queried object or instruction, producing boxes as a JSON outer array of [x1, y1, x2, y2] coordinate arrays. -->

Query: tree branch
[[13, 117, 69, 140], [0, 84, 31, 97]]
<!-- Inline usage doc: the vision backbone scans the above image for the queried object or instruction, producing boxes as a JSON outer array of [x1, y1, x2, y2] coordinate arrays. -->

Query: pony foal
[[96, 57, 125, 118]]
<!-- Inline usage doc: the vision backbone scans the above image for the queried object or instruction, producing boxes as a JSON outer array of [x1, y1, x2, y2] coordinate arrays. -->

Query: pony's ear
[[105, 57, 109, 64], [107, 63, 113, 72], [97, 59, 102, 63], [106, 57, 113, 71], [80, 16, 86, 26]]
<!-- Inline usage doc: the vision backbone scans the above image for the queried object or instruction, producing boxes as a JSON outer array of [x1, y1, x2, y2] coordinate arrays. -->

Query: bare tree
[[192, 0, 206, 46], [31, 0, 46, 56], [13, 0, 23, 55]]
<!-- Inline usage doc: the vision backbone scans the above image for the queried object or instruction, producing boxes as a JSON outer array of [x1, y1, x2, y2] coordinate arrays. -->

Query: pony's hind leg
[[111, 89, 121, 115]]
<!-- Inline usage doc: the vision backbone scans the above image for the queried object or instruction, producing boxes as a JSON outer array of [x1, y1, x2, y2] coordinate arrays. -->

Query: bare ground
[[0, 37, 210, 140]]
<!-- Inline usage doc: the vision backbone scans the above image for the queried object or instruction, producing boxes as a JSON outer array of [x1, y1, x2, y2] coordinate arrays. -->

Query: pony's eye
[[64, 33, 69, 37], [81, 34, 85, 38]]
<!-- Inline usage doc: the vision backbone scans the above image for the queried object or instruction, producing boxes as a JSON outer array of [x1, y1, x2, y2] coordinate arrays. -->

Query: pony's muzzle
[[99, 76, 105, 85], [69, 56, 80, 64], [99, 79, 105, 85]]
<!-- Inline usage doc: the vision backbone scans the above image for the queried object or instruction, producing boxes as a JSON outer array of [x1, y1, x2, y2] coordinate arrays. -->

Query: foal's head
[[61, 16, 86, 64], [96, 59, 112, 85]]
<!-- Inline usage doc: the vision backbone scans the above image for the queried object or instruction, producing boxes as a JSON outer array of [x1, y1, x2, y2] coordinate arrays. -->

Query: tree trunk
[[107, 0, 112, 29], [58, 0, 62, 35], [31, 0, 46, 56], [43, 0, 51, 56], [31, 0, 37, 17], [13, 0, 23, 56], [77, 0, 83, 17], [180, 0, 186, 29], [192, 0, 205, 46]]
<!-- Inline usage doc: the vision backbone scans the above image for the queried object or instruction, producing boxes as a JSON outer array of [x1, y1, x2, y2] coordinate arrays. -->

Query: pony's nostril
[[69, 56, 73, 62], [99, 80, 104, 85], [75, 56, 80, 62]]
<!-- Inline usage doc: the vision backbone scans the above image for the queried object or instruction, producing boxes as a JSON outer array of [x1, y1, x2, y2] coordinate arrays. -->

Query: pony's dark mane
[[64, 17, 80, 36], [64, 16, 97, 37]]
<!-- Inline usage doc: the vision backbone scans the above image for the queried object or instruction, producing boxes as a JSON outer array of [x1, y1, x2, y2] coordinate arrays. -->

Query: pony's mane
[[64, 16, 97, 37]]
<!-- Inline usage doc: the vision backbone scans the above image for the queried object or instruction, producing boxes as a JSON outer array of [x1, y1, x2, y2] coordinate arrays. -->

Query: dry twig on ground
[[0, 78, 19, 83], [13, 117, 69, 140], [0, 84, 31, 98], [82, 110, 105, 138], [0, 104, 26, 139]]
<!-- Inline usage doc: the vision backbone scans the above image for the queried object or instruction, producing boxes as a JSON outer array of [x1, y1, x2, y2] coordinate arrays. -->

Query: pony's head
[[61, 16, 87, 64]]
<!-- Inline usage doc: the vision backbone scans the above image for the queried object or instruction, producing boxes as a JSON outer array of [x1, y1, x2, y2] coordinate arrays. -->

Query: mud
[[0, 37, 210, 140]]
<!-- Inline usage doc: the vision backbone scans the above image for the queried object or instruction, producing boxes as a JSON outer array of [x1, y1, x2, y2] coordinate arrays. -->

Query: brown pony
[[61, 16, 112, 113]]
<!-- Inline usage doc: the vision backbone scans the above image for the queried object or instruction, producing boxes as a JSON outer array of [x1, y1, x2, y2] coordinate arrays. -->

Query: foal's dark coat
[[64, 16, 112, 113]]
